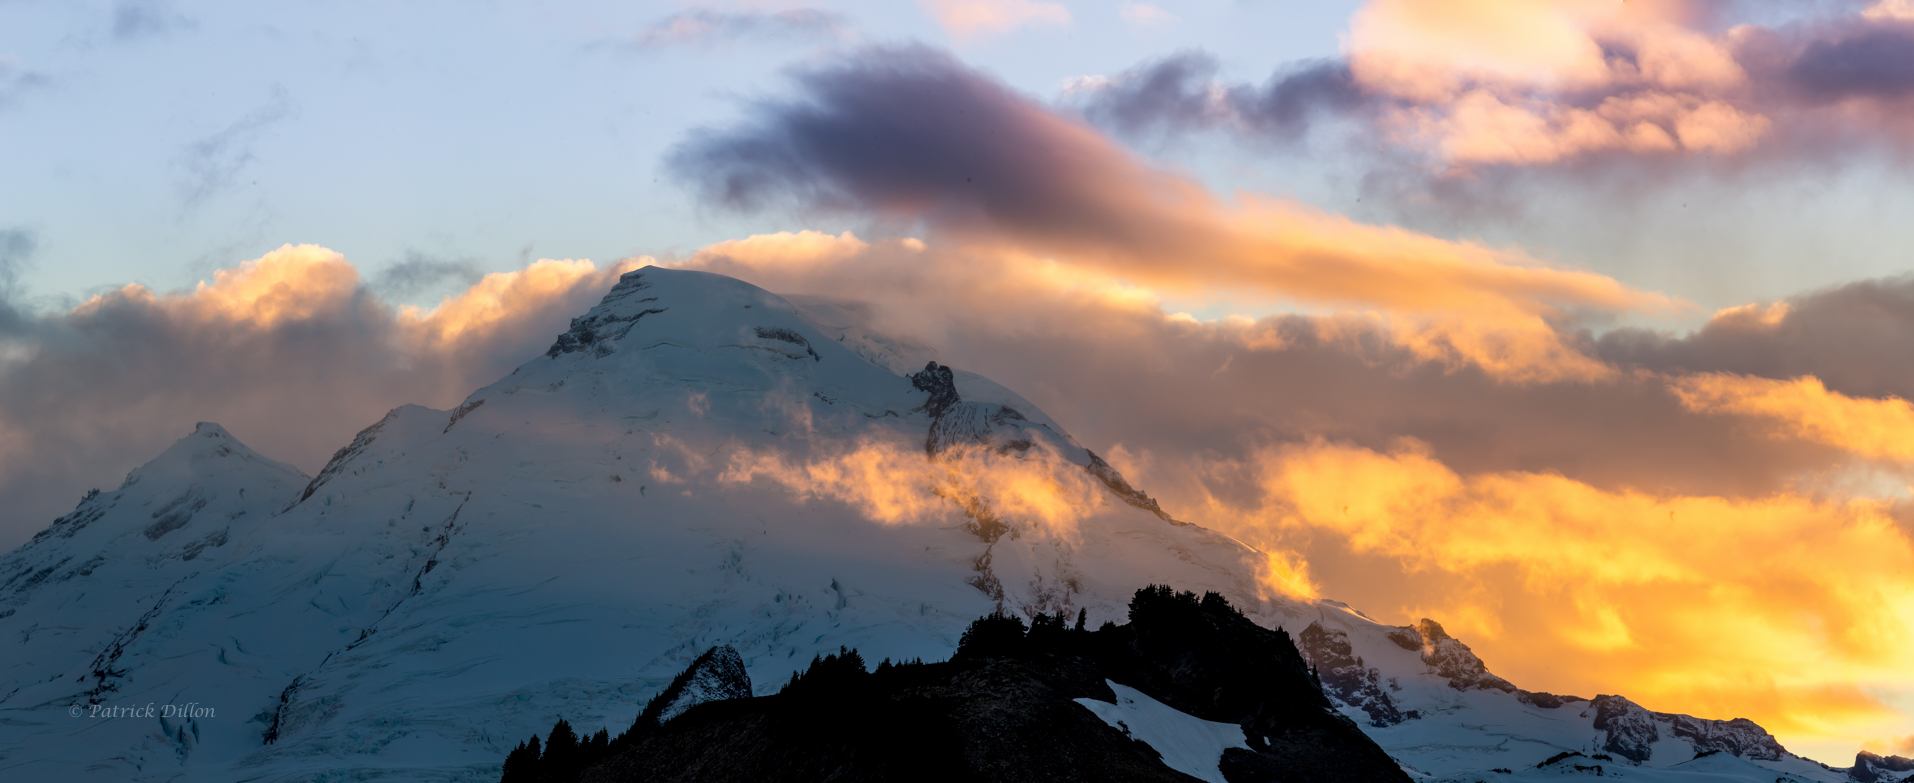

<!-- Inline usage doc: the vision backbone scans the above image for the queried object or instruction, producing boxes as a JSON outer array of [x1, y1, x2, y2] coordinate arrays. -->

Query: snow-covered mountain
[[0, 267, 1883, 782]]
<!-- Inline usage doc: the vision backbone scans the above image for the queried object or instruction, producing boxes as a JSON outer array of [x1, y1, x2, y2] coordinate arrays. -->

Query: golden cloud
[[1165, 436, 1914, 748], [1671, 373, 1914, 461]]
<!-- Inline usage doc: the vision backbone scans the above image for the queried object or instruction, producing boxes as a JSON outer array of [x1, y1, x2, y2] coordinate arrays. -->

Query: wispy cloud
[[921, 0, 1069, 40], [175, 87, 294, 209], [111, 0, 196, 42], [633, 7, 850, 49], [373, 251, 486, 300], [0, 58, 51, 112]]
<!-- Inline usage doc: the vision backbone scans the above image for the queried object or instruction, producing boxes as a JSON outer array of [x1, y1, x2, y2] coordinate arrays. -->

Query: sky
[[4, 0, 1914, 767]]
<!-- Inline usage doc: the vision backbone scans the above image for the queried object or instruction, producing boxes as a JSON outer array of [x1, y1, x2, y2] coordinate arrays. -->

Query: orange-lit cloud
[[1671, 373, 1914, 461], [1166, 437, 1914, 745], [73, 244, 361, 328], [721, 436, 1107, 541], [1346, 0, 1773, 166]]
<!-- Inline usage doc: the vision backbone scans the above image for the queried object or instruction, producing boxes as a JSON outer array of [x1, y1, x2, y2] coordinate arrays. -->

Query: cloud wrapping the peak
[[671, 46, 1677, 383]]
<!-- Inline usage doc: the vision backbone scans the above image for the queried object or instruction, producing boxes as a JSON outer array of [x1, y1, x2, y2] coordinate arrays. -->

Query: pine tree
[[956, 609, 1027, 659], [543, 718, 578, 780], [499, 734, 540, 783], [1074, 607, 1087, 632]]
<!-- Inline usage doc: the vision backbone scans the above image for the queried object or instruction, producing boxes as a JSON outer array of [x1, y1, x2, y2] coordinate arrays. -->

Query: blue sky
[[8, 0, 1909, 318]]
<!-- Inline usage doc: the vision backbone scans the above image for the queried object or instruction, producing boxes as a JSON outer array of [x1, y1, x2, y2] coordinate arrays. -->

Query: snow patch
[[1074, 679, 1249, 783]]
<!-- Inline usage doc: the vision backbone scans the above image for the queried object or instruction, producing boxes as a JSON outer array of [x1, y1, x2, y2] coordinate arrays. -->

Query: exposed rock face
[[1086, 451, 1182, 524], [1414, 619, 1516, 693], [1586, 694, 1787, 764], [1384, 626, 1422, 652], [909, 361, 961, 419], [1515, 690, 1585, 709], [1851, 751, 1914, 783], [635, 646, 753, 727], [1297, 621, 1416, 727], [547, 272, 664, 358], [1590, 695, 1663, 763]]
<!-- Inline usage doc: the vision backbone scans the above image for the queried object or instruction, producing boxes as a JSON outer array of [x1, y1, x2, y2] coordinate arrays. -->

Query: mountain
[[0, 267, 1880, 782]]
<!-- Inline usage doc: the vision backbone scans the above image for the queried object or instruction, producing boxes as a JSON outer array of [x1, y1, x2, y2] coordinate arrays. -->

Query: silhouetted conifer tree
[[1074, 607, 1087, 632], [781, 646, 869, 694], [498, 734, 539, 782], [1029, 609, 1066, 647], [955, 609, 1027, 659], [542, 718, 578, 780]]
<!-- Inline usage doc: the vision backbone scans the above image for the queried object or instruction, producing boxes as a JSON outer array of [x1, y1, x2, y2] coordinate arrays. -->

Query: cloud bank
[[0, 244, 638, 545], [1075, 0, 1914, 172]]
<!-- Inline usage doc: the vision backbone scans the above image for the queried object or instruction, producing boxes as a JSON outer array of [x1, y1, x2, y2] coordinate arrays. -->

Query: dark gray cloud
[[112, 0, 196, 41], [1783, 25, 1914, 101], [666, 45, 1195, 254], [1081, 52, 1369, 143], [176, 87, 294, 208], [634, 7, 849, 49], [1596, 274, 1914, 401], [373, 252, 486, 299]]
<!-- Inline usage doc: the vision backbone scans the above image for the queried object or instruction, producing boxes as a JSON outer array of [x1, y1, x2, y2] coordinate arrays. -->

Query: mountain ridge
[[0, 266, 1879, 782]]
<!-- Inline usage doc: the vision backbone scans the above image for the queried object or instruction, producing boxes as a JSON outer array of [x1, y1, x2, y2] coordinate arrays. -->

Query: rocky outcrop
[[1514, 689, 1585, 709], [1585, 694, 1786, 764], [1085, 451, 1182, 524], [1851, 751, 1914, 782], [634, 646, 753, 728], [546, 272, 665, 358], [1589, 695, 1663, 763], [1414, 619, 1516, 693], [1298, 621, 1416, 727], [753, 326, 820, 362], [554, 587, 1410, 783]]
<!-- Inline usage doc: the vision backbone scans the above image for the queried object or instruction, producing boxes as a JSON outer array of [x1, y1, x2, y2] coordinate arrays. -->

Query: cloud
[[1118, 3, 1174, 28], [373, 252, 486, 300], [1670, 373, 1914, 462], [921, 0, 1070, 39], [669, 46, 1680, 382], [1079, 53, 1367, 143], [0, 58, 51, 112], [176, 87, 294, 208], [0, 244, 637, 546], [1189, 437, 1914, 740], [632, 8, 849, 49], [112, 0, 195, 41], [721, 436, 1108, 542], [0, 228, 37, 335], [1595, 275, 1914, 401], [1068, 1, 1914, 177]]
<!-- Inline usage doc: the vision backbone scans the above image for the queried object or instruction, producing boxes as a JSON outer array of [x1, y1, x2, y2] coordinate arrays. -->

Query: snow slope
[[1075, 680, 1252, 783], [0, 267, 1871, 782]]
